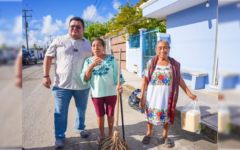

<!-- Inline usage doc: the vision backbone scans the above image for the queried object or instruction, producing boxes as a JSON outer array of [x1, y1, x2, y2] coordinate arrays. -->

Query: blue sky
[[0, 1, 22, 48], [20, 0, 140, 48]]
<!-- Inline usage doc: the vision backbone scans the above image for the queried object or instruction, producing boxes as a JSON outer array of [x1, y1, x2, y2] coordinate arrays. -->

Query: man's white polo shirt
[[45, 34, 92, 90]]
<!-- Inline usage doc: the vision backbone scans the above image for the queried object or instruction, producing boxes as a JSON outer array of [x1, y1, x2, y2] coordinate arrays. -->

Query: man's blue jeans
[[52, 86, 90, 140]]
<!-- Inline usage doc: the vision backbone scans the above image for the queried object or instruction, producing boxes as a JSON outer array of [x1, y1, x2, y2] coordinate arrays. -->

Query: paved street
[[0, 64, 22, 148], [22, 61, 218, 150]]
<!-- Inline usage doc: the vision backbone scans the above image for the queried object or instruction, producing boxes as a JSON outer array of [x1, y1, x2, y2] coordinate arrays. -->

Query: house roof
[[218, 0, 239, 7], [140, 0, 207, 19]]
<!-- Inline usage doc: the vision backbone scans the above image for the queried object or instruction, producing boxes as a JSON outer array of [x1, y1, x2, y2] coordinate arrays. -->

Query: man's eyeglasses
[[70, 25, 81, 29]]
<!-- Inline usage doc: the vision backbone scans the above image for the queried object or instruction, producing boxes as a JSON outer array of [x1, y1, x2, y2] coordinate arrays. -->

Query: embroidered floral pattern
[[144, 60, 152, 71], [87, 55, 114, 76], [145, 108, 170, 125], [149, 66, 172, 86]]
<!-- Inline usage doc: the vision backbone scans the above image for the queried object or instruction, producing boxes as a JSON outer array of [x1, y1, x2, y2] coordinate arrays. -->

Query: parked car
[[22, 52, 37, 65], [0, 51, 7, 65]]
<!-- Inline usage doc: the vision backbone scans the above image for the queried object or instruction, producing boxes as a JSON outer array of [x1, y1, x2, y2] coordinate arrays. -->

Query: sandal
[[162, 138, 174, 148], [142, 136, 151, 144], [96, 137, 105, 145]]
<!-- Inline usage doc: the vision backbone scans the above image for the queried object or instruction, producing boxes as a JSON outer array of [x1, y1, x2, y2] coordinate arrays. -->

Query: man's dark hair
[[69, 17, 85, 28], [91, 37, 105, 47]]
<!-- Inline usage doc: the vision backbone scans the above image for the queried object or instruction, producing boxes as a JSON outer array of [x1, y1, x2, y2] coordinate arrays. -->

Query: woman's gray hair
[[155, 40, 170, 49]]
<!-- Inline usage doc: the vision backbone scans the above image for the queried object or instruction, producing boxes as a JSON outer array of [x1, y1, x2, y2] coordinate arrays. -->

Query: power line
[[23, 2, 39, 22], [88, 0, 98, 21], [102, 0, 114, 18], [49, 35, 53, 43], [90, 0, 102, 21]]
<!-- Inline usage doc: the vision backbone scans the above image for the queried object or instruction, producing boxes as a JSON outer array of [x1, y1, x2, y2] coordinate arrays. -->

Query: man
[[43, 17, 92, 149]]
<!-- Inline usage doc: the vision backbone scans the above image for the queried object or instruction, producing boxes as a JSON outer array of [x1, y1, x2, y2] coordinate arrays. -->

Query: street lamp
[[206, 0, 210, 7], [237, 2, 240, 8]]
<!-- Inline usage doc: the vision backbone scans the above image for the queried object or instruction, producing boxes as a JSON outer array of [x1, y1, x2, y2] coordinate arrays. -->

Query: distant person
[[80, 38, 125, 144], [43, 17, 92, 149], [139, 40, 197, 148]]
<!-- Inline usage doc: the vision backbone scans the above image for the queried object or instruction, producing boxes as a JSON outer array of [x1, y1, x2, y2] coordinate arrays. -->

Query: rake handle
[[119, 93, 125, 140], [115, 49, 121, 130]]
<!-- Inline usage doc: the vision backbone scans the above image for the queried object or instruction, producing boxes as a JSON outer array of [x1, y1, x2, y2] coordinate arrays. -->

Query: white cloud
[[25, 30, 49, 48], [13, 16, 22, 35], [0, 31, 7, 46], [55, 15, 74, 29], [30, 19, 42, 27], [35, 24, 41, 29], [31, 20, 38, 24], [0, 16, 22, 47], [64, 15, 74, 29], [55, 19, 63, 28], [82, 5, 96, 21], [22, 15, 74, 48], [113, 0, 121, 11], [82, 5, 114, 23], [41, 15, 60, 35]]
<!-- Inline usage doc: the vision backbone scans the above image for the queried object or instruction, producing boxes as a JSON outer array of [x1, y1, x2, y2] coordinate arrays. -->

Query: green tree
[[33, 44, 37, 49], [83, 21, 111, 41], [2, 44, 7, 49], [109, 0, 166, 37]]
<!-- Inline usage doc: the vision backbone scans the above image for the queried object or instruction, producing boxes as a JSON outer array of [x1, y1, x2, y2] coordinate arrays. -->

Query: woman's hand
[[90, 58, 102, 68], [188, 93, 197, 101], [139, 95, 146, 109], [117, 83, 123, 93], [139, 100, 145, 109]]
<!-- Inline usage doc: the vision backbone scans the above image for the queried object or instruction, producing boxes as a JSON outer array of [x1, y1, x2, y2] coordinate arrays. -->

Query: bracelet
[[43, 75, 50, 78]]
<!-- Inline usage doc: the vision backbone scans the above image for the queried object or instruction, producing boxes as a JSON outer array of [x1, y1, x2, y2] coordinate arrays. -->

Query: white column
[[139, 28, 147, 77], [125, 33, 130, 71]]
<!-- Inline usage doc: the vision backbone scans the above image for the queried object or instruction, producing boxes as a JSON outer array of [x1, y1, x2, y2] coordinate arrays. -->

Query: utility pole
[[22, 9, 32, 52], [49, 35, 53, 43]]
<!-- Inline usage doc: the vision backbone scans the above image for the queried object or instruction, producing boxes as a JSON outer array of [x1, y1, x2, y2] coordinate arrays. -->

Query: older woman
[[80, 37, 125, 145], [139, 40, 197, 147]]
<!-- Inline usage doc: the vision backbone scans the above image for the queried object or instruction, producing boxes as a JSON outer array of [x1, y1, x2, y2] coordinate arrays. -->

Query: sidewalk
[[121, 69, 218, 143], [22, 63, 218, 150]]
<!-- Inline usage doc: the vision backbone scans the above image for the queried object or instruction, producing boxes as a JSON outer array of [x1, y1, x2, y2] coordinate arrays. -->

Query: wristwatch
[[43, 75, 50, 78]]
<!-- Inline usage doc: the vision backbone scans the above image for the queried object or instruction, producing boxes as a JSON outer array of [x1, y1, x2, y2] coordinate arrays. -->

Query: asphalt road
[[22, 60, 218, 150]]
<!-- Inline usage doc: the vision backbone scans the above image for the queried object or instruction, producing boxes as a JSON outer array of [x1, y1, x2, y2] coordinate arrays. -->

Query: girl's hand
[[117, 84, 123, 93], [90, 58, 102, 68]]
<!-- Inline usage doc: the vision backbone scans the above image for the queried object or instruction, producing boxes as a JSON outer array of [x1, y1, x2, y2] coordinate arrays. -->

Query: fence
[[111, 35, 126, 69]]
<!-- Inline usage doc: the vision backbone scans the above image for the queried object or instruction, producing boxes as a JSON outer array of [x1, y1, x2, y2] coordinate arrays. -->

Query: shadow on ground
[[27, 119, 215, 150]]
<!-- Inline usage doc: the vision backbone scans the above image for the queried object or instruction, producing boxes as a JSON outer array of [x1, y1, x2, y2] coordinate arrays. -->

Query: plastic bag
[[181, 100, 201, 134], [128, 89, 144, 113], [218, 101, 231, 134]]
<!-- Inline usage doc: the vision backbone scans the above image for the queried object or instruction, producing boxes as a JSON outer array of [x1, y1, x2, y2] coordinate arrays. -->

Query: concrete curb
[[123, 84, 218, 143]]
